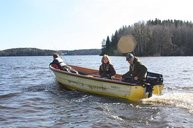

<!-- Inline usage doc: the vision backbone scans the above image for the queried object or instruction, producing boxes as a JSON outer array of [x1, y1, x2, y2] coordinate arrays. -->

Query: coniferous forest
[[101, 19, 193, 56]]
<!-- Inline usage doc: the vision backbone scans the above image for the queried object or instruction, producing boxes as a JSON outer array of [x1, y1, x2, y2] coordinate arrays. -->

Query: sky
[[0, 0, 192, 50]]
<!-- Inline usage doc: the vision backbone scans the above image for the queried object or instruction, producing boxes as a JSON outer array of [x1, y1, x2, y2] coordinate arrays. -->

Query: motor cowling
[[145, 72, 163, 97]]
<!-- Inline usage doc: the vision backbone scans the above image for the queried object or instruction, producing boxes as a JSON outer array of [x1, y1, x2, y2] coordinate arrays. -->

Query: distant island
[[0, 48, 101, 56]]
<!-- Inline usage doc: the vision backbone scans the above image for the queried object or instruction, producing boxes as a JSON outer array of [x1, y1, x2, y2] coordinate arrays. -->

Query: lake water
[[0, 55, 193, 128]]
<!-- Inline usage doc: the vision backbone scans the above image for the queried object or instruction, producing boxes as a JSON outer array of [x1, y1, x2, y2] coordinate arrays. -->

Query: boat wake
[[142, 92, 193, 114]]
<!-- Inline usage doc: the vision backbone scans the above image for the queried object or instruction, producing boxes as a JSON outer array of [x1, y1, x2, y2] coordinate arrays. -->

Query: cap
[[53, 53, 59, 58], [126, 53, 134, 61]]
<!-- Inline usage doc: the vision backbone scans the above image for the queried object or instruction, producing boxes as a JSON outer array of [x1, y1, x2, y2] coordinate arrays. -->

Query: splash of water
[[142, 92, 193, 114]]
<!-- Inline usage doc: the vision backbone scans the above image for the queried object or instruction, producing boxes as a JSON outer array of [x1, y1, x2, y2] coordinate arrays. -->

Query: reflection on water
[[0, 56, 193, 127]]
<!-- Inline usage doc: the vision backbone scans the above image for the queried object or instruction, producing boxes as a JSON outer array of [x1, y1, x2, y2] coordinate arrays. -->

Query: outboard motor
[[145, 72, 163, 97]]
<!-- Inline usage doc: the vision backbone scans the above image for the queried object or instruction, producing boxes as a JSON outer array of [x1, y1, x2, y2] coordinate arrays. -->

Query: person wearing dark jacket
[[99, 54, 116, 79], [122, 53, 147, 83]]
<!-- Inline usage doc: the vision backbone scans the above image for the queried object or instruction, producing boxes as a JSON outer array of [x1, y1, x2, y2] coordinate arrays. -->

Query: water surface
[[0, 56, 193, 128]]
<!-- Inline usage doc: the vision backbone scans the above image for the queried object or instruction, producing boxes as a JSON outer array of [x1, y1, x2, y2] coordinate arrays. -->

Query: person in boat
[[99, 54, 116, 79], [50, 53, 78, 74], [122, 53, 147, 83]]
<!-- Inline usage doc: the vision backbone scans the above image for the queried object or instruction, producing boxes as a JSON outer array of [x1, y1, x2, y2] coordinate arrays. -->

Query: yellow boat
[[50, 64, 164, 102]]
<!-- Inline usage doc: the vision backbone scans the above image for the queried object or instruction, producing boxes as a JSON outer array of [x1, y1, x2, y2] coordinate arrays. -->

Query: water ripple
[[0, 92, 20, 100]]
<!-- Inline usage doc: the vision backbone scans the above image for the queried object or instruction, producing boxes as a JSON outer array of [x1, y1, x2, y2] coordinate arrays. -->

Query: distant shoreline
[[0, 48, 101, 56]]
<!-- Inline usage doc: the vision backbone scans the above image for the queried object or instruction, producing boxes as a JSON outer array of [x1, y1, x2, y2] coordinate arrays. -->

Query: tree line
[[0, 48, 101, 56], [101, 19, 193, 56], [0, 48, 56, 56]]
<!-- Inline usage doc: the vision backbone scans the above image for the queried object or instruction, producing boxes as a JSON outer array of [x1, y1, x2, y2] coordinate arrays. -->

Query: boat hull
[[50, 65, 164, 102]]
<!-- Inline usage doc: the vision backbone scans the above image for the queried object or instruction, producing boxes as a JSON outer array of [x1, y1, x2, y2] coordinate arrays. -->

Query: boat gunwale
[[49, 65, 140, 86]]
